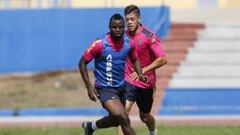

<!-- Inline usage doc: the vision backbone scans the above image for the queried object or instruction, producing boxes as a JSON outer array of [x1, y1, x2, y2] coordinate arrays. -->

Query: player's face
[[109, 19, 125, 40], [125, 12, 140, 33]]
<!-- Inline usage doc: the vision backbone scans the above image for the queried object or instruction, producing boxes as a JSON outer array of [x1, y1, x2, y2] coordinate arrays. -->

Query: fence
[[0, 6, 170, 73]]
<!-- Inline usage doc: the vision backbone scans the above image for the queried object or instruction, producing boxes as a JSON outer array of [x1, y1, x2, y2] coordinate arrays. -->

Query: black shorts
[[96, 87, 126, 105], [125, 82, 153, 113]]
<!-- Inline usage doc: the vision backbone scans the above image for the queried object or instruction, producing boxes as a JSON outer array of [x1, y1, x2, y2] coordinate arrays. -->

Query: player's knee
[[111, 117, 120, 127], [140, 117, 148, 123], [119, 113, 130, 122], [116, 113, 130, 125], [140, 113, 150, 123], [112, 122, 120, 127]]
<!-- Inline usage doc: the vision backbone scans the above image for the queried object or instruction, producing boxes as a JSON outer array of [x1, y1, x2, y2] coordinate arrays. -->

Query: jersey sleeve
[[82, 39, 103, 62], [128, 40, 138, 62], [149, 34, 166, 57]]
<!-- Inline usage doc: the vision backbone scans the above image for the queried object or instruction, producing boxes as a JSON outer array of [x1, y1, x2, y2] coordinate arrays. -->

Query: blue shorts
[[96, 87, 126, 105], [125, 82, 153, 113]]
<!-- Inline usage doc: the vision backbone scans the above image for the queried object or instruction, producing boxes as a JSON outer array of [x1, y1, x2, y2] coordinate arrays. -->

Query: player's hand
[[129, 72, 149, 83], [129, 72, 138, 81], [87, 86, 99, 102], [138, 74, 149, 83]]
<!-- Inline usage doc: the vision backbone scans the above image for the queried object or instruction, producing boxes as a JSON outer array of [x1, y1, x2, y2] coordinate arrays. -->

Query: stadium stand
[[158, 23, 205, 89], [169, 24, 240, 88], [160, 23, 240, 115]]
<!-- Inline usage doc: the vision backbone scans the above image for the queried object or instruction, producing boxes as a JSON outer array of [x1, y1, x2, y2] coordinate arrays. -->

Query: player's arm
[[78, 40, 102, 102], [79, 57, 98, 101], [143, 35, 167, 74], [143, 56, 167, 74], [128, 43, 148, 82]]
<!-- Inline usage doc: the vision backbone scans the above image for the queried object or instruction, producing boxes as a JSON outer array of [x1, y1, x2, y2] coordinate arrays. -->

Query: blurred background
[[1, 0, 240, 129]]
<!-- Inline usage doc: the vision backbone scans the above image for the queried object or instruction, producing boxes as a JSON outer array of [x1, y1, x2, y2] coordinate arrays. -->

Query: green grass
[[1, 125, 240, 135]]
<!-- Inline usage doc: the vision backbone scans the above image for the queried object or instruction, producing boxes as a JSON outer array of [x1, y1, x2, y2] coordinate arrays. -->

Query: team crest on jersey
[[151, 37, 156, 43], [138, 39, 142, 46]]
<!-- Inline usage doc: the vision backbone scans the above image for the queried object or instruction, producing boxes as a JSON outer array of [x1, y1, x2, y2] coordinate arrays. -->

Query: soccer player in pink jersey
[[79, 13, 148, 135], [117, 5, 167, 135]]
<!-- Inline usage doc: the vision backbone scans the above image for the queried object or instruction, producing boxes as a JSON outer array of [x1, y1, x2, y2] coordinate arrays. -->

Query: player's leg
[[103, 98, 136, 135], [82, 88, 118, 135], [82, 100, 124, 135], [136, 88, 156, 135], [139, 111, 156, 135], [82, 88, 120, 135], [117, 100, 134, 135], [117, 82, 138, 135], [82, 88, 136, 135]]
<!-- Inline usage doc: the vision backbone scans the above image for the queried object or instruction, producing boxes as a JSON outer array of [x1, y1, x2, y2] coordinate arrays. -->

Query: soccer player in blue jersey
[[79, 13, 148, 135]]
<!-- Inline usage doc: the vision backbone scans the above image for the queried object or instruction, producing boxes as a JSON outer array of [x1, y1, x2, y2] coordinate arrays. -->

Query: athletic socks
[[149, 129, 157, 135], [91, 122, 97, 130]]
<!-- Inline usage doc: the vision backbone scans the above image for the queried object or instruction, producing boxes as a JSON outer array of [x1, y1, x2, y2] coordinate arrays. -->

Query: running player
[[117, 5, 167, 135], [79, 13, 147, 135]]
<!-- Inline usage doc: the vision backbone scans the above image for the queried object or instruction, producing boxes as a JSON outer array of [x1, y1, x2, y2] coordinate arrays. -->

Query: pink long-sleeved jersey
[[125, 25, 166, 89]]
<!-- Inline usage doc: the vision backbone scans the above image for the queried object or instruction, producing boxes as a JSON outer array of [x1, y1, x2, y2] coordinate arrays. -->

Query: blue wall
[[160, 88, 240, 115], [0, 107, 107, 117], [0, 6, 170, 74]]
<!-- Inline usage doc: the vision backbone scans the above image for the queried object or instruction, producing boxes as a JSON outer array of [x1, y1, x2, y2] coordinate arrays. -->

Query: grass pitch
[[1, 125, 240, 135]]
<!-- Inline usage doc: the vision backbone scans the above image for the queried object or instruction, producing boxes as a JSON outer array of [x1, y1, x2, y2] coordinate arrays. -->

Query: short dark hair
[[124, 4, 140, 17], [109, 13, 124, 27]]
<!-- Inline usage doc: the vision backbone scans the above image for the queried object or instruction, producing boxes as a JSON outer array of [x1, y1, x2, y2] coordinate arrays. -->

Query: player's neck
[[110, 35, 122, 44], [129, 24, 140, 36], [113, 37, 122, 43], [129, 31, 136, 36], [111, 37, 123, 51]]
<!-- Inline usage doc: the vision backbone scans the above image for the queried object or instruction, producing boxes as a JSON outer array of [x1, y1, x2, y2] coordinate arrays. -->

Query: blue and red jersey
[[83, 33, 137, 88]]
